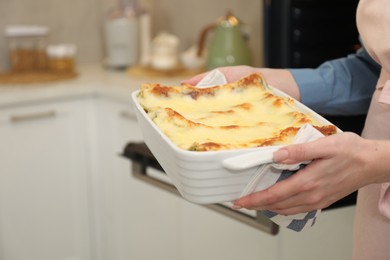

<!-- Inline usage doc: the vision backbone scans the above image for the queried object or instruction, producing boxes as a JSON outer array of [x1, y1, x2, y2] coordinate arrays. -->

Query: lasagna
[[137, 73, 336, 151]]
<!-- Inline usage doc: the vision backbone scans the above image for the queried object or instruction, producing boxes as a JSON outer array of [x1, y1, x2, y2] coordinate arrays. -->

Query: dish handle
[[222, 146, 283, 171]]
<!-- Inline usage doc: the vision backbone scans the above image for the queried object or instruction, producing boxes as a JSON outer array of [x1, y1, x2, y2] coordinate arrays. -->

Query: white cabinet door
[[178, 200, 280, 260], [95, 98, 181, 260], [0, 99, 92, 260]]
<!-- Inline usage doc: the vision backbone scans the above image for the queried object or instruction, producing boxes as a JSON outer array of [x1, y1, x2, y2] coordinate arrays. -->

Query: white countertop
[[0, 64, 187, 108]]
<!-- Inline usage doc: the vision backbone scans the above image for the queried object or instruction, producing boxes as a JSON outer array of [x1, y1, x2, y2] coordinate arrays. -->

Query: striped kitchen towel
[[261, 166, 320, 232], [239, 124, 324, 232]]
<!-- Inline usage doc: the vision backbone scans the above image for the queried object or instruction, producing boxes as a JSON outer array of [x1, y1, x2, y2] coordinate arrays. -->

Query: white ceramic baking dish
[[131, 86, 337, 204]]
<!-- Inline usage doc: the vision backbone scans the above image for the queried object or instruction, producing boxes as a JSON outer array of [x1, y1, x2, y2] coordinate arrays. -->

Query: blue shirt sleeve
[[289, 47, 380, 115]]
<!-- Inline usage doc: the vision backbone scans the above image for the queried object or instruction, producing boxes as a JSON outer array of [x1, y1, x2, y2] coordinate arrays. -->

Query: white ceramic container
[[131, 86, 337, 204]]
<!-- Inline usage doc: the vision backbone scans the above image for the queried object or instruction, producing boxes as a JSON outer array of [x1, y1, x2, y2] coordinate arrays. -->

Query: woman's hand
[[233, 132, 382, 215], [182, 65, 259, 85], [182, 65, 301, 100]]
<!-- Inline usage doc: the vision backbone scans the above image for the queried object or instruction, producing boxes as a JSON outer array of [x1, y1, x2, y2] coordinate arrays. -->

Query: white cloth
[[196, 69, 227, 88], [239, 124, 325, 232]]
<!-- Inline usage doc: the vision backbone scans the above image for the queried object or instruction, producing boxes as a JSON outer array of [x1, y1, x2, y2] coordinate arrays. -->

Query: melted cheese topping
[[137, 73, 336, 151]]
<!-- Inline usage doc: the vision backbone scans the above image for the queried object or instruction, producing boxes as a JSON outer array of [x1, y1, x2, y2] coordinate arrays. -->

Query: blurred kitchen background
[[0, 0, 263, 71], [0, 0, 362, 260]]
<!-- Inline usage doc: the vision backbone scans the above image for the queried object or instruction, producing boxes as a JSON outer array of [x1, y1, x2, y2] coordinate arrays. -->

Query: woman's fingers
[[248, 189, 334, 214], [181, 72, 208, 85], [234, 170, 305, 210], [273, 136, 336, 164], [181, 65, 258, 85], [233, 150, 338, 211]]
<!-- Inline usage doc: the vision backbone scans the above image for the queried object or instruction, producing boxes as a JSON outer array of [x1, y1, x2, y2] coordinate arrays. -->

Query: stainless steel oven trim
[[131, 161, 279, 235]]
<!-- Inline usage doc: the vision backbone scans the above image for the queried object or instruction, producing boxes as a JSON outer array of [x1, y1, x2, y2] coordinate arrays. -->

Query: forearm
[[289, 48, 380, 115]]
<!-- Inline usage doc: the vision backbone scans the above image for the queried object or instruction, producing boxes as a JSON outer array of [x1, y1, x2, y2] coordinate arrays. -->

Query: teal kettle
[[197, 11, 252, 70]]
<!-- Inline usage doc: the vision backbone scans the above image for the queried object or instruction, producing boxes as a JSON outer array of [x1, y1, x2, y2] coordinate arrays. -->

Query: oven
[[264, 0, 367, 135]]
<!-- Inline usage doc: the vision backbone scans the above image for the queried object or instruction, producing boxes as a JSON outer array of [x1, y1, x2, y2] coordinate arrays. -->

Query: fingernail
[[273, 149, 289, 162]]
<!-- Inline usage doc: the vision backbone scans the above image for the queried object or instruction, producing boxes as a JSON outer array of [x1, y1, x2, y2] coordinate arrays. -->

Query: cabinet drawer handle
[[119, 110, 136, 120], [10, 110, 56, 123]]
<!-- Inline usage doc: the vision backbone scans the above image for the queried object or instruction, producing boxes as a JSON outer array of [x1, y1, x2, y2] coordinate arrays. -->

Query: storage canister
[[5, 25, 50, 72]]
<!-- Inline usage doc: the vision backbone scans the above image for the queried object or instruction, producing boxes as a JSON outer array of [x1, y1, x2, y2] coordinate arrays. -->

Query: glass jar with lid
[[5, 25, 49, 72], [46, 44, 77, 73]]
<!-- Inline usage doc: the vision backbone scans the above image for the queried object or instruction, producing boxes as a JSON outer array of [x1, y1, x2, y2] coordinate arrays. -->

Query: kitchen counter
[[0, 64, 186, 108]]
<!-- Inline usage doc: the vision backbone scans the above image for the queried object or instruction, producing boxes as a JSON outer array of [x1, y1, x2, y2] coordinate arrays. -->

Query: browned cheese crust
[[137, 73, 337, 151]]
